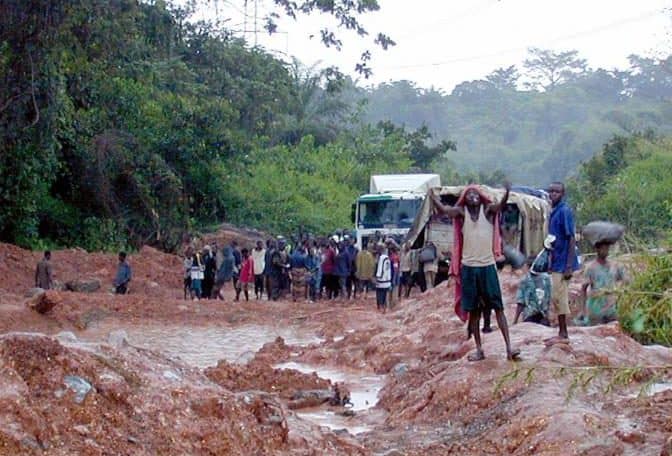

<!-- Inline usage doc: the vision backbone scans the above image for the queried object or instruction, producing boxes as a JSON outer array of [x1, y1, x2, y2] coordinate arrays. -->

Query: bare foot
[[467, 350, 485, 362]]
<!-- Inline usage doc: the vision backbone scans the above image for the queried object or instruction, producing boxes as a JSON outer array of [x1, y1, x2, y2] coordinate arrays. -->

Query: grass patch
[[618, 252, 672, 346]]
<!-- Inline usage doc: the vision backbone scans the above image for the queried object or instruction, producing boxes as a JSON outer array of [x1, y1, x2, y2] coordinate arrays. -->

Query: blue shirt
[[334, 251, 351, 277], [305, 254, 320, 273], [549, 201, 579, 273], [114, 262, 132, 286], [290, 251, 308, 269]]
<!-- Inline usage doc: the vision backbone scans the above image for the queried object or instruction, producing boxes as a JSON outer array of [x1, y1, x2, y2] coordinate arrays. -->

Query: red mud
[[1, 240, 671, 455], [205, 338, 332, 400]]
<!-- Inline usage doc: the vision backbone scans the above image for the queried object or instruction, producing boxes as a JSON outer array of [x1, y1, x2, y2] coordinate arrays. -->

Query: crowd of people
[[180, 234, 437, 313], [30, 180, 630, 362]]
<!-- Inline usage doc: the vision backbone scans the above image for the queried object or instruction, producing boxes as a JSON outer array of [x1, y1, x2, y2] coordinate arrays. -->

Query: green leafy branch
[[494, 365, 671, 402]]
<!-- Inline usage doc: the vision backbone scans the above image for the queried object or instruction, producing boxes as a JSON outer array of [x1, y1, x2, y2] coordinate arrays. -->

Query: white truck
[[353, 174, 441, 250]]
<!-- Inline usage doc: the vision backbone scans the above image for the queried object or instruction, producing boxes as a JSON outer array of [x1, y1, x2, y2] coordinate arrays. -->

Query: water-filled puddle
[[88, 323, 323, 368], [82, 323, 386, 434], [275, 361, 384, 434]]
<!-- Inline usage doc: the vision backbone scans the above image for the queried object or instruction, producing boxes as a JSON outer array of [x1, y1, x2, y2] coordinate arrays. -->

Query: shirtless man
[[431, 183, 520, 361]]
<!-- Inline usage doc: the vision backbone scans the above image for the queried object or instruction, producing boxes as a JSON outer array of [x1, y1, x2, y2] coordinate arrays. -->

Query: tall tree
[[523, 47, 588, 91], [486, 65, 520, 91]]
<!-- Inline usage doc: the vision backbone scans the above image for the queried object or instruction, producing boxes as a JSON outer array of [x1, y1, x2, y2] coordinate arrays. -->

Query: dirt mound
[[0, 332, 365, 455], [370, 322, 672, 455], [199, 223, 268, 251], [206, 360, 331, 401], [3, 239, 672, 454], [0, 243, 182, 300]]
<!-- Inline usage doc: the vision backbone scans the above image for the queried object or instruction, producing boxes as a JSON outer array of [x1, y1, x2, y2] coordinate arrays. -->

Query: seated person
[[514, 258, 552, 326], [577, 241, 628, 325]]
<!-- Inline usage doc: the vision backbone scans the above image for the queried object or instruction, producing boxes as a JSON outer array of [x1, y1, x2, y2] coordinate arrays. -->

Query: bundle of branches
[[618, 252, 672, 346]]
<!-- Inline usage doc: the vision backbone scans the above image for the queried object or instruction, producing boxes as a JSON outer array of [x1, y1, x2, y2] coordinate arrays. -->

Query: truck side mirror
[[350, 203, 356, 224]]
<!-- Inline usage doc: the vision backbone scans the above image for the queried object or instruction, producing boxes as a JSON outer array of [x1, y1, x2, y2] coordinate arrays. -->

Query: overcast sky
[[199, 0, 672, 91]]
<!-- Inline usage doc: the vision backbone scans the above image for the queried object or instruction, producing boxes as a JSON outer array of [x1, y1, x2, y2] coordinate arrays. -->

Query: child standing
[[237, 248, 254, 302], [374, 243, 392, 313], [578, 241, 627, 325]]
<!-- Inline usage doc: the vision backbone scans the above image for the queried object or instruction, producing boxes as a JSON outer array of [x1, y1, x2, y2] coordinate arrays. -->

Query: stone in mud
[[65, 278, 101, 293], [75, 307, 108, 329], [392, 363, 409, 377], [55, 331, 78, 344], [24, 287, 44, 298], [26, 290, 61, 314], [288, 389, 333, 409], [615, 429, 645, 444], [63, 375, 93, 403], [378, 450, 404, 456], [108, 330, 129, 349], [162, 370, 181, 382], [73, 425, 90, 436]]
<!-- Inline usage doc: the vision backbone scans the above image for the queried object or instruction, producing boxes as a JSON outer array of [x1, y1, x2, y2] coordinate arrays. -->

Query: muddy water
[[85, 322, 323, 368], [276, 361, 385, 434], [82, 322, 386, 435]]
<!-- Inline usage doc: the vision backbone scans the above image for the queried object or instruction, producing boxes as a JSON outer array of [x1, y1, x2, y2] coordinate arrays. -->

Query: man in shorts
[[431, 183, 520, 361], [547, 182, 580, 343]]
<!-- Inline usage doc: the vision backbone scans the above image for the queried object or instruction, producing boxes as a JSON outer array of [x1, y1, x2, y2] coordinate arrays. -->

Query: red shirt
[[321, 247, 336, 274], [389, 251, 400, 277], [240, 257, 254, 283]]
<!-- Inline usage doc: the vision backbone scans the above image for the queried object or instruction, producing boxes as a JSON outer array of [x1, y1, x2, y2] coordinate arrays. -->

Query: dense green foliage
[[2, 0, 671, 252], [570, 134, 672, 242], [618, 253, 672, 347], [357, 53, 672, 185], [574, 135, 672, 345], [0, 0, 429, 251]]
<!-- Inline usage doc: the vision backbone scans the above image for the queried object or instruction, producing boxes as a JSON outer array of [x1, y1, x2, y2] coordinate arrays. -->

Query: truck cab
[[353, 174, 441, 250]]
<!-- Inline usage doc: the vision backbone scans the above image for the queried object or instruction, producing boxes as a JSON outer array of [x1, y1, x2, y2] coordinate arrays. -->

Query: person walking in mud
[[114, 251, 132, 295], [546, 181, 580, 344], [289, 244, 308, 302], [355, 242, 375, 299], [430, 183, 520, 361], [213, 246, 235, 300], [230, 240, 242, 293], [374, 243, 392, 312], [189, 250, 205, 299], [202, 245, 217, 299], [237, 248, 254, 301], [251, 240, 266, 299], [577, 240, 627, 326], [35, 250, 53, 290]]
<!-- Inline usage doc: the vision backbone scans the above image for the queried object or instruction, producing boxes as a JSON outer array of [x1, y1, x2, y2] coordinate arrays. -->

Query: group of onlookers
[[180, 234, 441, 310], [30, 180, 627, 342]]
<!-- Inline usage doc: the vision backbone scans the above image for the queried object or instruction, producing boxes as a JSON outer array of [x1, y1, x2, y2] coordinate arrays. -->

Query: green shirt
[[515, 272, 551, 320], [584, 260, 625, 323]]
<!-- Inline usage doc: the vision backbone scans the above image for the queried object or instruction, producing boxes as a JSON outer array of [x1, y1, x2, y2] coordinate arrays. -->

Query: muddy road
[[0, 243, 671, 455]]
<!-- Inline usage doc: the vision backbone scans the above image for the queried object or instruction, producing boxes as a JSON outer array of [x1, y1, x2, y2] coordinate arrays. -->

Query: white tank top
[[462, 205, 495, 267]]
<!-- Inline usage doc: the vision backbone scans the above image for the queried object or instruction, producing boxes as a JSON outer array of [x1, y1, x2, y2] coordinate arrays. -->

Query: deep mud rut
[[1, 242, 671, 455]]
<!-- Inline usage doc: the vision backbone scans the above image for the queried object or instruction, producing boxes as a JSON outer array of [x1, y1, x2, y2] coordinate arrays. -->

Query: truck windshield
[[357, 198, 422, 229]]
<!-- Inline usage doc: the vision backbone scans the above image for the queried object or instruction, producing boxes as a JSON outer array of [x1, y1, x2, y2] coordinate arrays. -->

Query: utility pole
[[254, 0, 258, 47], [243, 0, 248, 41]]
